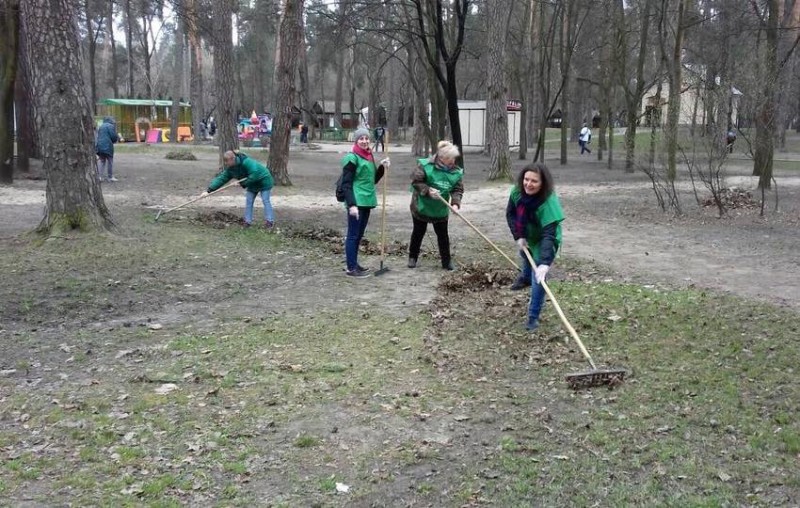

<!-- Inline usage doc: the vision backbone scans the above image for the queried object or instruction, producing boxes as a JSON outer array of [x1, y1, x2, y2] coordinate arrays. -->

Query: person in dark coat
[[96, 116, 121, 182]]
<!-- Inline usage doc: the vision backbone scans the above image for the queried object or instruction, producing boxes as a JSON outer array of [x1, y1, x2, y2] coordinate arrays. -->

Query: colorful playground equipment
[[96, 98, 193, 143]]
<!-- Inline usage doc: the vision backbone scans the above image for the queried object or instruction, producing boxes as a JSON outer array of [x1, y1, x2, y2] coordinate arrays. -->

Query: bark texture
[[268, 0, 304, 186], [213, 0, 239, 158], [20, 0, 112, 233]]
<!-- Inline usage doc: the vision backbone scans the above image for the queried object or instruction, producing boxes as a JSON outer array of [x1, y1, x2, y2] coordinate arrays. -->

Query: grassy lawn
[[1, 216, 798, 505]]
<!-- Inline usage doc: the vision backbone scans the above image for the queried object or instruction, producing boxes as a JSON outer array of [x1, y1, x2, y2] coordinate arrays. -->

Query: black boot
[[408, 257, 417, 268], [510, 275, 531, 291]]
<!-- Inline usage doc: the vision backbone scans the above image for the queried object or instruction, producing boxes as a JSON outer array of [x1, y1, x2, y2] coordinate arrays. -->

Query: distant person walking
[[578, 123, 592, 155], [373, 125, 386, 152], [726, 129, 737, 154], [96, 116, 121, 182]]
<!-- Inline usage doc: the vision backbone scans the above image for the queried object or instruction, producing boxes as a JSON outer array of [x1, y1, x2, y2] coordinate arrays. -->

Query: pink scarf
[[352, 143, 374, 162]]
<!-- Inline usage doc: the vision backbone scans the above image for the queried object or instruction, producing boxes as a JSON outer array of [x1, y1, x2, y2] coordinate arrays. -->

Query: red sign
[[506, 100, 522, 111]]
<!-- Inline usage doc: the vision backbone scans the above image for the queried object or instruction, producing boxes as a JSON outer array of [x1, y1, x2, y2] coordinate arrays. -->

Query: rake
[[374, 132, 390, 276], [521, 247, 626, 389], [435, 191, 625, 389], [154, 178, 245, 221]]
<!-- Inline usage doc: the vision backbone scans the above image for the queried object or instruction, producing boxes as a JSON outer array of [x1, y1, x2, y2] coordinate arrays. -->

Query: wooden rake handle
[[521, 247, 596, 369], [158, 177, 246, 218], [379, 134, 389, 261], [433, 194, 520, 270]]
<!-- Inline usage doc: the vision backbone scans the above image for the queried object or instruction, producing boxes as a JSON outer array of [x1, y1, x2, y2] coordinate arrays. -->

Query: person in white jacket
[[579, 123, 592, 155]]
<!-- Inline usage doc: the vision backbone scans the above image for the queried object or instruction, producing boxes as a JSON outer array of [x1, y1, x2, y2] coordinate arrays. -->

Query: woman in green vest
[[505, 163, 565, 331], [339, 128, 389, 278], [407, 141, 464, 271]]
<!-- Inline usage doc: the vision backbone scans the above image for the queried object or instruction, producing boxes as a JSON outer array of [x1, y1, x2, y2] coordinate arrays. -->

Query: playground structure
[[96, 98, 193, 143], [238, 111, 272, 147]]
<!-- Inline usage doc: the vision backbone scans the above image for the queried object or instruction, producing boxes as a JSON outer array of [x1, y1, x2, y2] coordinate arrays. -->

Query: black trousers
[[409, 217, 450, 267]]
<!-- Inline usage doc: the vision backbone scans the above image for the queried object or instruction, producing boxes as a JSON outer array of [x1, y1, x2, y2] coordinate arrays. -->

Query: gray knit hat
[[353, 127, 371, 141]]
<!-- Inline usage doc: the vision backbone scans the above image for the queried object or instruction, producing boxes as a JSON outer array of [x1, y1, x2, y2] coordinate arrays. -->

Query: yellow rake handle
[[433, 194, 520, 270], [160, 178, 245, 217], [522, 247, 597, 370]]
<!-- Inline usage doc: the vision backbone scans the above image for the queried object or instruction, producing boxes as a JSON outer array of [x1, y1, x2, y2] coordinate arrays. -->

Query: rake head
[[373, 262, 390, 277], [565, 368, 627, 390]]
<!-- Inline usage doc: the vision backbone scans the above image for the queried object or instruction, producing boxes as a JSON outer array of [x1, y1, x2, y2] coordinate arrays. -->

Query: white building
[[457, 100, 522, 148]]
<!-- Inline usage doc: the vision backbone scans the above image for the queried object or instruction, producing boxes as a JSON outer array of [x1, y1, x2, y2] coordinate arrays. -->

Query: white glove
[[380, 157, 391, 168], [428, 188, 441, 199], [348, 206, 359, 218], [516, 238, 527, 250], [534, 264, 550, 284], [200, 191, 209, 198]]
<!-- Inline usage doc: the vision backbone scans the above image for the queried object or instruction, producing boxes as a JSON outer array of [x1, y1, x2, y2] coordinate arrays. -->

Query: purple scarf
[[514, 191, 545, 238]]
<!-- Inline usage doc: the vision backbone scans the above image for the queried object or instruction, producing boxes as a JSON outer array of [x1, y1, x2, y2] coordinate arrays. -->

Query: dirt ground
[[2, 142, 798, 311], [1, 142, 799, 505]]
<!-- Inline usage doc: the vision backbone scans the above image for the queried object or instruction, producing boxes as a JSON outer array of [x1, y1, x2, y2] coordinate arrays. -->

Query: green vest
[[342, 153, 378, 208], [509, 188, 565, 261], [415, 159, 464, 218]]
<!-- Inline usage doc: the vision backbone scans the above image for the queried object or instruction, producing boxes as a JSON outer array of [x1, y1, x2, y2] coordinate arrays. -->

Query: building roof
[[100, 98, 191, 107]]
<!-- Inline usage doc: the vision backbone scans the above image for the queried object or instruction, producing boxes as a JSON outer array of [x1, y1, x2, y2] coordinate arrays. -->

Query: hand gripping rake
[[155, 178, 246, 221], [521, 247, 626, 389]]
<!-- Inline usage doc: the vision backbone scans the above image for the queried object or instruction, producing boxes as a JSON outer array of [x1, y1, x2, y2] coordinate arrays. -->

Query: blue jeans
[[520, 251, 547, 324], [579, 140, 591, 154], [244, 189, 274, 224], [97, 154, 113, 178], [345, 207, 371, 271]]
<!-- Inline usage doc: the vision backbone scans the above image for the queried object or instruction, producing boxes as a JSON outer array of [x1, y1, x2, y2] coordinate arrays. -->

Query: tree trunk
[[214, 0, 239, 158], [15, 6, 36, 168], [186, 0, 204, 145], [486, 0, 512, 180], [753, 0, 779, 190], [83, 0, 100, 115], [297, 17, 314, 138], [124, 0, 134, 96], [170, 2, 185, 144], [141, 14, 152, 98], [20, 0, 113, 233], [665, 0, 687, 182], [108, 0, 119, 97], [0, 0, 19, 184], [268, 0, 304, 186]]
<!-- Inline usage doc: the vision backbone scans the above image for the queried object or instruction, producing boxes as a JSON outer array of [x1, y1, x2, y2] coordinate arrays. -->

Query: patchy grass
[[1, 216, 798, 505]]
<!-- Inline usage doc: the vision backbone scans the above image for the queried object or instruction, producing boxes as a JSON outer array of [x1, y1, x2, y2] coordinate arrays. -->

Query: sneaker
[[526, 319, 539, 331], [510, 276, 531, 291], [108, 177, 119, 182], [264, 220, 274, 230], [407, 257, 417, 269], [442, 261, 455, 271], [345, 269, 370, 278], [357, 265, 371, 273], [242, 222, 252, 228]]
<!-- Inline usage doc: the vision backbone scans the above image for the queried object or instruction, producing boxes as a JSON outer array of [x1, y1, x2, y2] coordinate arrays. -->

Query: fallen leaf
[[154, 383, 178, 394]]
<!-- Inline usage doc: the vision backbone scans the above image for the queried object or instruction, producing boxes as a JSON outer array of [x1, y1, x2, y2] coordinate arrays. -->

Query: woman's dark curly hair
[[515, 162, 555, 197]]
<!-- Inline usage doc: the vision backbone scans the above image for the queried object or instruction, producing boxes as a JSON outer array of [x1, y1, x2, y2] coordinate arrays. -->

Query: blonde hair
[[436, 140, 460, 160]]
